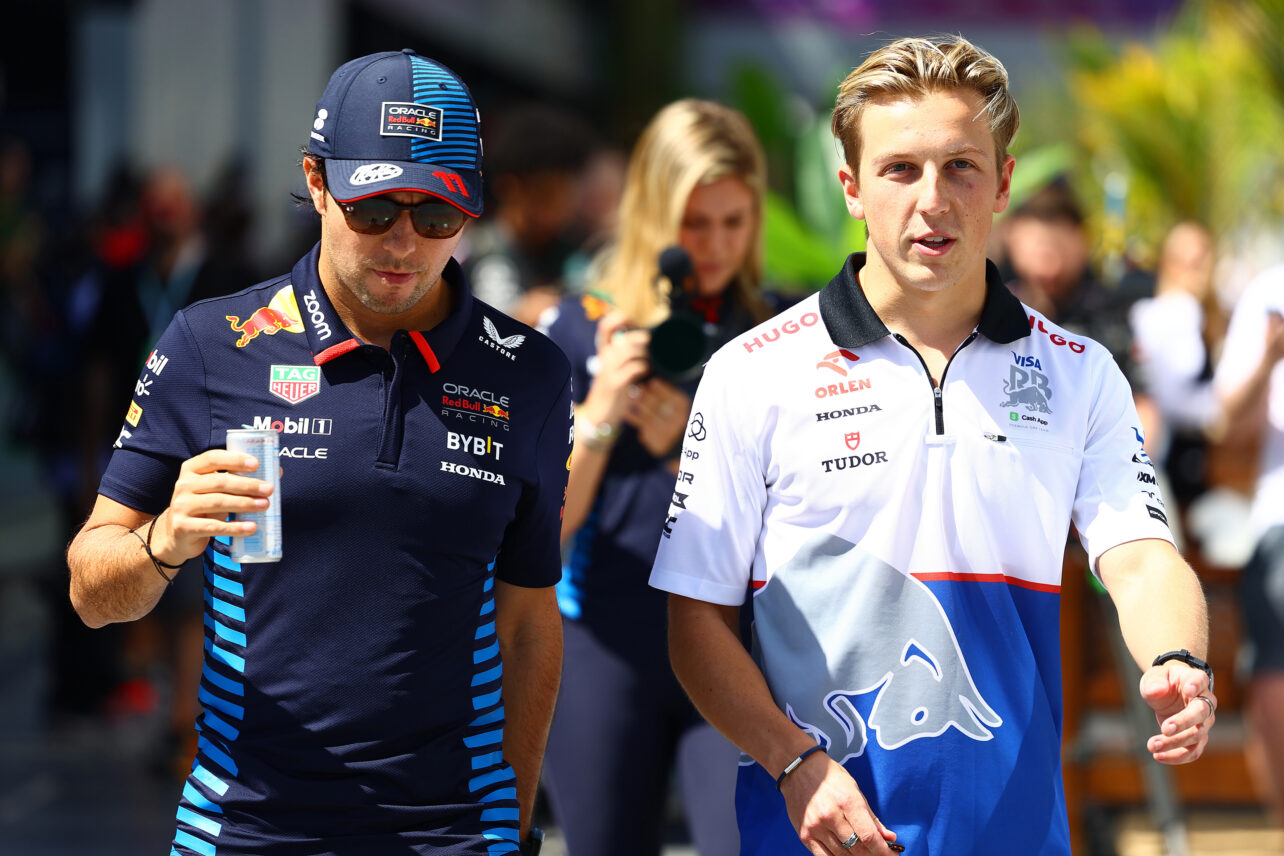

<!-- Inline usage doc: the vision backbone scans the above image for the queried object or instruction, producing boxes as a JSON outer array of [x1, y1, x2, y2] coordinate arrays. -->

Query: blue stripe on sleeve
[[472, 688, 501, 710], [463, 727, 504, 748], [197, 736, 239, 776], [201, 663, 244, 696], [471, 662, 503, 687], [191, 763, 229, 796], [473, 640, 500, 664], [176, 806, 222, 836], [173, 829, 216, 856], [182, 782, 223, 814], [198, 686, 245, 720]]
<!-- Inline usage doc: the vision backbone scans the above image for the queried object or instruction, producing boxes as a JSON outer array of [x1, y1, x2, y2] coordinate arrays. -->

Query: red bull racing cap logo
[[382, 102, 443, 142]]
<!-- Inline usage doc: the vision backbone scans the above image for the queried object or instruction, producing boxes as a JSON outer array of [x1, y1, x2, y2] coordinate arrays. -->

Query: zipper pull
[[984, 432, 1008, 442]]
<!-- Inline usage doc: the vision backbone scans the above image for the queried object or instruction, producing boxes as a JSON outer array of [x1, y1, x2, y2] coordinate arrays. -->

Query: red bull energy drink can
[[225, 428, 282, 562]]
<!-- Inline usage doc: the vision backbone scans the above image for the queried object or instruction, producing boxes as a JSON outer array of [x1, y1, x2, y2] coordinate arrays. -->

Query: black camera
[[648, 246, 719, 383]]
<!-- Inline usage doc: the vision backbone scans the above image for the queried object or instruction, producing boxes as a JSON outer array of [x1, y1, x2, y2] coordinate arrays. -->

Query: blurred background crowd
[[2, 1, 1284, 854]]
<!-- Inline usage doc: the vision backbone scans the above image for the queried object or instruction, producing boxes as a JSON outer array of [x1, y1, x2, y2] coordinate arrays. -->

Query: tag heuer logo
[[270, 365, 321, 404]]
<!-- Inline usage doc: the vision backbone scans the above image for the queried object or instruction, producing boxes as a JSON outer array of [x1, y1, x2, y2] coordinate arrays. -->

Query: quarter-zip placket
[[375, 332, 410, 469], [892, 331, 979, 434]]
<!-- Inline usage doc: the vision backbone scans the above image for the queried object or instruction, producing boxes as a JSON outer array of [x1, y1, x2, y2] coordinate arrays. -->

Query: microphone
[[657, 245, 693, 293]]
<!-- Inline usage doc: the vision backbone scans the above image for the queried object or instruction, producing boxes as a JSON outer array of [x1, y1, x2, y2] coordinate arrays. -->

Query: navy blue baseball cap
[[308, 49, 484, 217]]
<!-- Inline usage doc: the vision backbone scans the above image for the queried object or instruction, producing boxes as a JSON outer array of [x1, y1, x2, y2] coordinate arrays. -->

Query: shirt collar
[[818, 253, 1030, 348], [292, 244, 475, 370]]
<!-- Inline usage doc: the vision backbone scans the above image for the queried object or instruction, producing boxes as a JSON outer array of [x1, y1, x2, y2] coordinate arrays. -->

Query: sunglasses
[[336, 195, 467, 239]]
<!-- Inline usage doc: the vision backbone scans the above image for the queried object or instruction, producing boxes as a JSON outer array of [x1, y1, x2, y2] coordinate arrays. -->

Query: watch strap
[[521, 827, 544, 856], [1152, 648, 1214, 693]]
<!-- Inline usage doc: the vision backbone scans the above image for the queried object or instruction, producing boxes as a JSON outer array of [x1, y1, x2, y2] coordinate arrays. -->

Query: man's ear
[[839, 165, 865, 221], [993, 154, 1016, 215], [304, 158, 327, 217]]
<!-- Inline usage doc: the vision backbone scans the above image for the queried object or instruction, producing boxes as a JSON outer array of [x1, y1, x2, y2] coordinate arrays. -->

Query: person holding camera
[[535, 99, 774, 856]]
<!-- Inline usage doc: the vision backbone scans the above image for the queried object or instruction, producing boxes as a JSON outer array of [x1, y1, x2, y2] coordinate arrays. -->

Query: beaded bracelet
[[129, 512, 182, 585], [775, 744, 825, 790]]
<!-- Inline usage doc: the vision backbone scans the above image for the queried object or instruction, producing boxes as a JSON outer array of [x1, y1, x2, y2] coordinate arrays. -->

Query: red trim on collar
[[408, 330, 441, 373], [314, 339, 361, 365]]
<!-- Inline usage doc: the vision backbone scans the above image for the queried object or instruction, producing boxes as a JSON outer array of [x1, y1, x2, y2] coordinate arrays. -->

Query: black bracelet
[[775, 744, 825, 791], [1152, 648, 1215, 693], [520, 827, 544, 856], [129, 512, 181, 585]]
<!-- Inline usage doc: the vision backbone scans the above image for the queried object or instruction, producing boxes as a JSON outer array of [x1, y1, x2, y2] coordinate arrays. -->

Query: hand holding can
[[225, 429, 283, 562]]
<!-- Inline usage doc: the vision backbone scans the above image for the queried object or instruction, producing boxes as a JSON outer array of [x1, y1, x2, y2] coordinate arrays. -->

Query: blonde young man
[[650, 35, 1214, 856]]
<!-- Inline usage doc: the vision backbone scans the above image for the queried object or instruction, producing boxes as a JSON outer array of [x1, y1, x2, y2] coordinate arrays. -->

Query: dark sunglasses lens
[[341, 198, 398, 234], [410, 203, 466, 238]]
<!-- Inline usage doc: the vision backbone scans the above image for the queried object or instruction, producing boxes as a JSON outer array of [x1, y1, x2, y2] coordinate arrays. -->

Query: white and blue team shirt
[[100, 244, 573, 856], [650, 254, 1174, 856]]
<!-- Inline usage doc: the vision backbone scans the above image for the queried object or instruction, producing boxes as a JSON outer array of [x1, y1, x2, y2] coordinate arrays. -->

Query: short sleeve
[[493, 371, 573, 588], [648, 350, 766, 605], [98, 311, 213, 514], [1214, 270, 1276, 397], [1072, 353, 1176, 573]]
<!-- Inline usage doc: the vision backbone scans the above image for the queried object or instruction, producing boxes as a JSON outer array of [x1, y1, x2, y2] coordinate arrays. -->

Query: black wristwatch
[[1152, 649, 1214, 692], [520, 827, 544, 856]]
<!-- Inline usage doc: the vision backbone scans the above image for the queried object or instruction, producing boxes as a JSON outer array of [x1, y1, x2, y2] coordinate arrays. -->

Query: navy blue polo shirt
[[99, 245, 573, 856]]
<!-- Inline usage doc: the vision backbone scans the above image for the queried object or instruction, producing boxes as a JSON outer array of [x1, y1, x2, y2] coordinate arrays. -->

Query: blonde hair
[[594, 99, 768, 326], [831, 34, 1020, 172]]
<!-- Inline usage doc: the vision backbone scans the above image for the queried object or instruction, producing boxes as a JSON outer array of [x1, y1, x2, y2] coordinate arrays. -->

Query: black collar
[[818, 253, 1030, 348]]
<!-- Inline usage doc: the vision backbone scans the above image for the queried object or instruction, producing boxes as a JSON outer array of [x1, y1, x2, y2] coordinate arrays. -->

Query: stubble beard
[[341, 263, 435, 316]]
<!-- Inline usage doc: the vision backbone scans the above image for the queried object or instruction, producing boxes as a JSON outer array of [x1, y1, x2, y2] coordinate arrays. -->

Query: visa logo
[[1012, 352, 1042, 370]]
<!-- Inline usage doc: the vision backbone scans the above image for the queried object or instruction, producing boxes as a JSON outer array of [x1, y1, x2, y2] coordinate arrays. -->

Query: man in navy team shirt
[[68, 50, 570, 856]]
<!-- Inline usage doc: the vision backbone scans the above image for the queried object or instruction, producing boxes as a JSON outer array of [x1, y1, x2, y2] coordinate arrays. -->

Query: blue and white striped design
[[466, 567, 521, 854], [171, 538, 246, 856], [410, 56, 480, 169]]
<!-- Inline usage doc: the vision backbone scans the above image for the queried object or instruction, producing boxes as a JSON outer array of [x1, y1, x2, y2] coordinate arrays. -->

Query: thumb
[[1138, 665, 1183, 712]]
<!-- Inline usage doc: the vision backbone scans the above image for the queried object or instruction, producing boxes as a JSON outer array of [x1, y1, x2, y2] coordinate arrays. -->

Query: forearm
[[1100, 539, 1209, 668], [561, 435, 611, 541], [68, 511, 171, 628], [668, 595, 818, 778], [1216, 360, 1273, 443], [496, 585, 563, 838]]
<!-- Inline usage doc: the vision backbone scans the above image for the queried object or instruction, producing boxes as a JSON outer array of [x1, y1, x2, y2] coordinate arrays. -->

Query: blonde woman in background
[[537, 99, 775, 856]]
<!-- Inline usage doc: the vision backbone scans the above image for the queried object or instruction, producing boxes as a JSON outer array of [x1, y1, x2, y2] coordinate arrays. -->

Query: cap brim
[[327, 159, 483, 217]]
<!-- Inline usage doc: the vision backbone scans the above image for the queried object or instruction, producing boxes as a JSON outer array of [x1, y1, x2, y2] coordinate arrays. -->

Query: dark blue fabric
[[99, 244, 572, 854]]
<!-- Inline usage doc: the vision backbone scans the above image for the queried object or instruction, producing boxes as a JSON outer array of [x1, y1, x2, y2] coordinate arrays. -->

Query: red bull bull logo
[[228, 308, 295, 347], [482, 404, 510, 420]]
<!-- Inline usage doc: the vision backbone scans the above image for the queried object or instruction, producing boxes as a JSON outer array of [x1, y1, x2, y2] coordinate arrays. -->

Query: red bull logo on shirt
[[442, 395, 511, 431], [226, 286, 305, 348], [1000, 363, 1053, 415], [763, 535, 1003, 765]]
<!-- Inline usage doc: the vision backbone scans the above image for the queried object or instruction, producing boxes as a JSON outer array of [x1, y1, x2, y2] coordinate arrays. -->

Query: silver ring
[[1197, 695, 1215, 719], [841, 831, 860, 849]]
